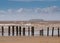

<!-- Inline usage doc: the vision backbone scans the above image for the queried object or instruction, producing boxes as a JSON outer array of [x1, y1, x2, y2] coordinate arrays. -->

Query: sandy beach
[[0, 36, 60, 43]]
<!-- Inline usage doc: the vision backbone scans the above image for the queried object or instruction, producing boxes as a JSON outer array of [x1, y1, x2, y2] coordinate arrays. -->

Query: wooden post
[[52, 27, 54, 37], [19, 26, 21, 36], [16, 26, 18, 36], [47, 27, 49, 36], [40, 30, 41, 36], [28, 27, 30, 36], [58, 27, 60, 37], [42, 29, 43, 36], [23, 27, 25, 36], [31, 26, 34, 36], [40, 29, 43, 36], [2, 26, 4, 36], [12, 26, 14, 36], [8, 26, 10, 36]]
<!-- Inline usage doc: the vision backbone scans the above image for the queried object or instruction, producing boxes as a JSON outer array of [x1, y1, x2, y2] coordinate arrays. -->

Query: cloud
[[0, 6, 60, 21], [9, 0, 59, 1]]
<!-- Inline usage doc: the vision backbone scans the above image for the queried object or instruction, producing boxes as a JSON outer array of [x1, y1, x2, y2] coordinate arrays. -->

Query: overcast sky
[[0, 0, 60, 21]]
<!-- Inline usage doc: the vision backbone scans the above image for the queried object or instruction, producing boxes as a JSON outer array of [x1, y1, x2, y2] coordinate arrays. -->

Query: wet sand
[[0, 36, 60, 43]]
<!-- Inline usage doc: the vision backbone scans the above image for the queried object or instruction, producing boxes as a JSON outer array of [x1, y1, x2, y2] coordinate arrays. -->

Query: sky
[[0, 0, 60, 21]]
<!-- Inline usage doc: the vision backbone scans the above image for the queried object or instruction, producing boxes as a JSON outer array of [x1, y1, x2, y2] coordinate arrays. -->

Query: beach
[[0, 36, 60, 43]]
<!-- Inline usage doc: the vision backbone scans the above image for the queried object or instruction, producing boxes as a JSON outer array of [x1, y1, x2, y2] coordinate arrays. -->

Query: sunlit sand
[[0, 36, 60, 43]]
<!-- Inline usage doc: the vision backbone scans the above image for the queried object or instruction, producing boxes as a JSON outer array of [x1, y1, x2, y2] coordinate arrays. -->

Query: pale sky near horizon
[[0, 0, 60, 21]]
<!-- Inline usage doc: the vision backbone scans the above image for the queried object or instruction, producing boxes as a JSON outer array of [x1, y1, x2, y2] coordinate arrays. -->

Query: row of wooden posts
[[1, 26, 34, 36], [1, 26, 60, 37]]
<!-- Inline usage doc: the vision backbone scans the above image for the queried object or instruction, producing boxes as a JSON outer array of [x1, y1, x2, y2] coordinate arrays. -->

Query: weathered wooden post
[[31, 26, 34, 36], [40, 29, 43, 36], [28, 27, 30, 36], [12, 26, 14, 36], [8, 26, 10, 36], [47, 27, 49, 36], [23, 27, 25, 36], [52, 27, 54, 37], [58, 27, 60, 37], [2, 26, 4, 36], [16, 26, 18, 36], [40, 30, 41, 36], [19, 26, 21, 36]]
